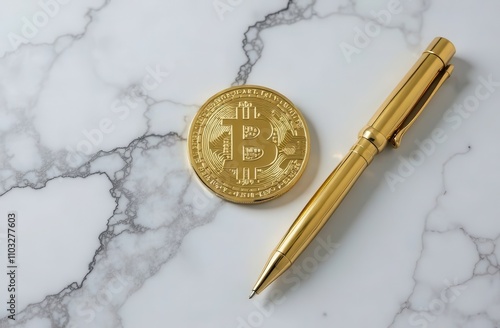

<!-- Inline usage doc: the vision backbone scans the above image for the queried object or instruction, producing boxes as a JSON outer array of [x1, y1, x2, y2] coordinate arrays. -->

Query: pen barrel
[[276, 138, 378, 261], [252, 37, 456, 296], [363, 37, 455, 151]]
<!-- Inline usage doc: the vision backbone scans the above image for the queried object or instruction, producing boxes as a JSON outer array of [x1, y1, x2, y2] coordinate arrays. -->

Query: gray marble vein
[[1, 0, 499, 327], [388, 145, 500, 327], [233, 0, 428, 86], [0, 133, 222, 327]]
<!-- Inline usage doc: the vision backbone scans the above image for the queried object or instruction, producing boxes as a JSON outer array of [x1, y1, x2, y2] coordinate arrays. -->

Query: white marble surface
[[0, 0, 499, 327]]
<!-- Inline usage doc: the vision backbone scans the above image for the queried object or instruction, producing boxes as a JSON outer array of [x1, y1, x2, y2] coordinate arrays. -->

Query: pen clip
[[390, 64, 454, 148]]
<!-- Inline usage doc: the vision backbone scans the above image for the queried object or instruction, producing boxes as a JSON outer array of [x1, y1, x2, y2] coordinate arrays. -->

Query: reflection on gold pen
[[250, 37, 456, 298]]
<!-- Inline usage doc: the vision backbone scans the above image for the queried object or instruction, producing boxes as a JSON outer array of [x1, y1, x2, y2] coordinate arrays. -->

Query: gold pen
[[250, 37, 456, 298]]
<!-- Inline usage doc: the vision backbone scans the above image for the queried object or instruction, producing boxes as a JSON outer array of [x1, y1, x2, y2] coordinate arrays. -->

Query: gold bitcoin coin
[[188, 85, 310, 204]]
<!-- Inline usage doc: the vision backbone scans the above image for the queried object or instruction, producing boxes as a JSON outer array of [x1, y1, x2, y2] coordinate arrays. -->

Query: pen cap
[[424, 37, 456, 66], [362, 37, 455, 150]]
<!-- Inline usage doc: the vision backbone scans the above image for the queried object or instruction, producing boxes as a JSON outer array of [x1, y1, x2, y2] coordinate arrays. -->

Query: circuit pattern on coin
[[189, 85, 310, 203]]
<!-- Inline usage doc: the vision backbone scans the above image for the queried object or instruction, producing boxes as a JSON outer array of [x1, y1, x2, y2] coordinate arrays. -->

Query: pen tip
[[249, 291, 256, 299]]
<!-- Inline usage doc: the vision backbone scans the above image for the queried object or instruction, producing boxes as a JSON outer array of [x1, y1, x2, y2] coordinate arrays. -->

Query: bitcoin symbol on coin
[[188, 85, 310, 204], [222, 101, 277, 181]]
